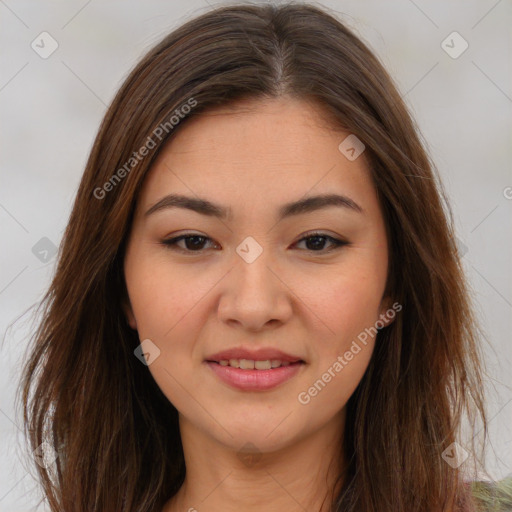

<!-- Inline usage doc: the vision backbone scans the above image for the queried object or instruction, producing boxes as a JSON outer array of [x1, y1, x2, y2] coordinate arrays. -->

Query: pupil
[[307, 236, 325, 250], [187, 236, 205, 250]]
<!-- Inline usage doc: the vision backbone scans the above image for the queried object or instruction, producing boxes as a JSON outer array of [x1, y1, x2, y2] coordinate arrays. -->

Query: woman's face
[[123, 96, 395, 454]]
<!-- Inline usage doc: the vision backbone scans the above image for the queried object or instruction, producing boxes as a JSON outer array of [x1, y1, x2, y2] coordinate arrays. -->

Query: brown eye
[[161, 234, 218, 252], [294, 232, 348, 253]]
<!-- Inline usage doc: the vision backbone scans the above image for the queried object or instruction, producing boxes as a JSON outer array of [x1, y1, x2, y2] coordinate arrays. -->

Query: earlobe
[[377, 296, 397, 328], [122, 299, 138, 330]]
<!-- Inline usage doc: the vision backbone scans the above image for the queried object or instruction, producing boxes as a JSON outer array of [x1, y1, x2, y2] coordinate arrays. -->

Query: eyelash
[[160, 231, 348, 254]]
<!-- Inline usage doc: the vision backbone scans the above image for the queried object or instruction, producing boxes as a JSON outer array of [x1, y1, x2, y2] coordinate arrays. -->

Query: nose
[[217, 246, 293, 333]]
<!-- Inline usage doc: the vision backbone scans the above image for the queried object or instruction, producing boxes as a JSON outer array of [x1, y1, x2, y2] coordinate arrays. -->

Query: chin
[[213, 413, 305, 453], [225, 429, 299, 456]]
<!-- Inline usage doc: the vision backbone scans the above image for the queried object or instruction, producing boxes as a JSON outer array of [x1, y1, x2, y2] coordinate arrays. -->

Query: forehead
[[157, 96, 347, 166], [135, 96, 378, 221]]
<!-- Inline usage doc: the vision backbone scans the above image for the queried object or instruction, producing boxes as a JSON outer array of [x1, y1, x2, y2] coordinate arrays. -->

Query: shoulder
[[470, 476, 512, 511]]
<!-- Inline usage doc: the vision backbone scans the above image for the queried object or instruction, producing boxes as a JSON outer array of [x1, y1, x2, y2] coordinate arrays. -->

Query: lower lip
[[206, 361, 303, 391]]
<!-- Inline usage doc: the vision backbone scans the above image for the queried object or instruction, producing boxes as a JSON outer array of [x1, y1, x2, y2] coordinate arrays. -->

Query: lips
[[205, 347, 305, 391]]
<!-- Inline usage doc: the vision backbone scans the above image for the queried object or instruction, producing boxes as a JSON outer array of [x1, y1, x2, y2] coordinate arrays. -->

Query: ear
[[377, 296, 399, 329], [122, 298, 138, 330]]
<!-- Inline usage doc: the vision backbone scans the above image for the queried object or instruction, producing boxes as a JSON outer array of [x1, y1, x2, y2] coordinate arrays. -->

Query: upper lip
[[206, 347, 304, 363]]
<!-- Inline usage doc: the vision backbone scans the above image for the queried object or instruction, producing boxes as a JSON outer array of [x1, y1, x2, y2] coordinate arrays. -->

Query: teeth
[[239, 359, 255, 369], [217, 359, 295, 369]]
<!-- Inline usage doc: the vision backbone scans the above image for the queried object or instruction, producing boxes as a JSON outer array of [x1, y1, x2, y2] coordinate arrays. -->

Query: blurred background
[[1, 0, 511, 510]]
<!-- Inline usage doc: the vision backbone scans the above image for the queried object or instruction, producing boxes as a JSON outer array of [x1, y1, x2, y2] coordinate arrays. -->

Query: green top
[[471, 477, 512, 511]]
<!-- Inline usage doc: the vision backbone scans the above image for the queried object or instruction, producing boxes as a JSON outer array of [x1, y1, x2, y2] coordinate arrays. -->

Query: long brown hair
[[17, 3, 489, 511]]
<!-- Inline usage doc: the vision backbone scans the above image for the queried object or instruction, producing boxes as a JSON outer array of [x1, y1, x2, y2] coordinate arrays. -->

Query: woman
[[17, 3, 511, 511]]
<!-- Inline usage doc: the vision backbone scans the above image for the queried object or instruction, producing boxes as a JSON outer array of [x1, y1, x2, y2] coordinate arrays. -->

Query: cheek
[[295, 274, 380, 422], [125, 255, 209, 409], [125, 254, 208, 340], [304, 266, 385, 356], [297, 345, 372, 432]]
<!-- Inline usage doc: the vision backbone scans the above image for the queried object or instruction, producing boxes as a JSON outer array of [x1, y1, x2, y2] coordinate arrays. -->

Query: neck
[[163, 413, 345, 512]]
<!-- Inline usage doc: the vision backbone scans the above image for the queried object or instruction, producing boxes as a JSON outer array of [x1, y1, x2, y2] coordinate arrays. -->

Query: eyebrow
[[144, 193, 364, 220]]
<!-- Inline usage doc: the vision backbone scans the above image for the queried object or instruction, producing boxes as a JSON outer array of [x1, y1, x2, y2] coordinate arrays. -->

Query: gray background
[[1, 0, 511, 510]]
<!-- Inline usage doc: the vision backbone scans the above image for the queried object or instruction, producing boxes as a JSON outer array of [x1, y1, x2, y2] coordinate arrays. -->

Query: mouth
[[204, 349, 305, 391], [207, 358, 303, 370]]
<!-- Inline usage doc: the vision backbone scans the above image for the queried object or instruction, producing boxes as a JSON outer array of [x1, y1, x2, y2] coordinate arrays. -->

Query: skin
[[122, 96, 395, 512]]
